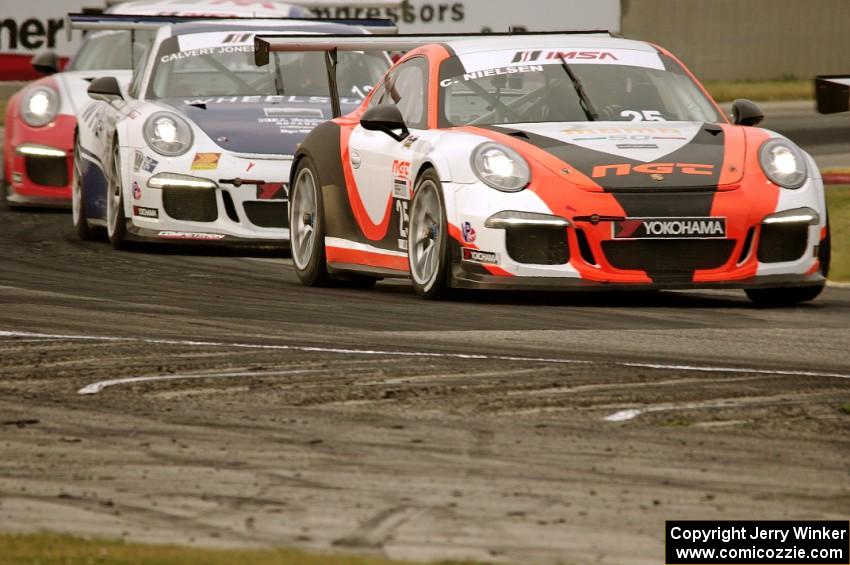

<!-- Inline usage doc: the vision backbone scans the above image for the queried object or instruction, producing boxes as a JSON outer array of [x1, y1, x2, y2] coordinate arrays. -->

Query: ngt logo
[[392, 160, 411, 179], [512, 50, 619, 63], [592, 162, 715, 178], [613, 217, 727, 240]]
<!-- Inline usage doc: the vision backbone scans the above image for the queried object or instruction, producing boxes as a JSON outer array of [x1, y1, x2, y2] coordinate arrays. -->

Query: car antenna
[[558, 54, 598, 121]]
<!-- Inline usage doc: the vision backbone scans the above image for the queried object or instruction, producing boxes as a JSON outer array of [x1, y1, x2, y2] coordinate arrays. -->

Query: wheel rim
[[107, 146, 122, 237], [408, 180, 443, 287], [291, 167, 317, 271], [71, 144, 83, 227]]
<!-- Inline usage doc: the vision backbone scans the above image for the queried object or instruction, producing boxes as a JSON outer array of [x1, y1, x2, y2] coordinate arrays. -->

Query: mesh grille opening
[[758, 223, 808, 263], [505, 227, 569, 265], [162, 187, 218, 222], [25, 155, 68, 187], [243, 201, 288, 229], [575, 229, 597, 265]]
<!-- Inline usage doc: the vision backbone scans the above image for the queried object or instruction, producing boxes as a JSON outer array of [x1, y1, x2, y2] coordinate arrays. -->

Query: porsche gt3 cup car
[[73, 15, 391, 248], [1, 0, 325, 209], [255, 32, 830, 304]]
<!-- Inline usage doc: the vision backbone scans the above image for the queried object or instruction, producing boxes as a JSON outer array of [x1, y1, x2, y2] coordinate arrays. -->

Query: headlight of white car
[[471, 142, 531, 192], [143, 112, 193, 157], [21, 86, 60, 127], [759, 139, 808, 189]]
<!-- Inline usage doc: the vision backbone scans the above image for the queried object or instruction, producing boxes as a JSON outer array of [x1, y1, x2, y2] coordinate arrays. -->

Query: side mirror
[[31, 50, 59, 75], [361, 104, 410, 142], [731, 98, 764, 127], [815, 75, 850, 114], [88, 76, 124, 103]]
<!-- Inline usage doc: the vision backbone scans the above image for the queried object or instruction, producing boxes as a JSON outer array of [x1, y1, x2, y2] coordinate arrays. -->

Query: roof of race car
[[168, 18, 371, 37]]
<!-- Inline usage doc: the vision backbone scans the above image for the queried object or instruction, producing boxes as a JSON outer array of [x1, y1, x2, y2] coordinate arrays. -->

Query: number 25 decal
[[621, 110, 665, 122], [396, 200, 409, 239]]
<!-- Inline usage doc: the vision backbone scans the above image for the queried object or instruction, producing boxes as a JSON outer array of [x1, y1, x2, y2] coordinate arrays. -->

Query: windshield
[[147, 34, 388, 100], [438, 49, 724, 127], [69, 30, 153, 71]]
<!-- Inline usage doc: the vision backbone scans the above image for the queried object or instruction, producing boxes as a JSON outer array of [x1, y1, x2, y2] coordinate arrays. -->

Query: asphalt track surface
[[1, 107, 849, 565]]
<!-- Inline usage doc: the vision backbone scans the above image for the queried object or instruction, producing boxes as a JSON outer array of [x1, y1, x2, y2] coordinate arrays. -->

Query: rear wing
[[253, 30, 614, 118], [66, 12, 398, 41], [815, 75, 850, 114]]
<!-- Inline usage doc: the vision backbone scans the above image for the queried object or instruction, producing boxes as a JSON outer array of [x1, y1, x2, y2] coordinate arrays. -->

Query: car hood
[[482, 121, 746, 191], [160, 96, 361, 156]]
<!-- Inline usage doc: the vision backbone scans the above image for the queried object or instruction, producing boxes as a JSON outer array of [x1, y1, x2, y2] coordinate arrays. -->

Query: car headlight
[[21, 86, 60, 127], [143, 112, 193, 157], [759, 139, 808, 189], [471, 142, 530, 192]]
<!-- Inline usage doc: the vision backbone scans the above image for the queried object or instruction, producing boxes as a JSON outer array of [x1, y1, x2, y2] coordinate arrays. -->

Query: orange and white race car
[[256, 31, 830, 304]]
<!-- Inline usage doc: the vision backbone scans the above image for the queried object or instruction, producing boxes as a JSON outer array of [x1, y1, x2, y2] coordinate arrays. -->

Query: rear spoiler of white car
[[66, 12, 398, 40], [815, 76, 850, 114], [253, 30, 614, 117]]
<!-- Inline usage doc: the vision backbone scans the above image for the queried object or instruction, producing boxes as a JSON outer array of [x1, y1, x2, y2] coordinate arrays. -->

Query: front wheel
[[408, 169, 451, 299], [106, 143, 127, 250], [72, 137, 95, 241]]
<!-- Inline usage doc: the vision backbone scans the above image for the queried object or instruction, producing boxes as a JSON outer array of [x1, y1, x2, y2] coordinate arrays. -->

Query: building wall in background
[[622, 0, 850, 81]]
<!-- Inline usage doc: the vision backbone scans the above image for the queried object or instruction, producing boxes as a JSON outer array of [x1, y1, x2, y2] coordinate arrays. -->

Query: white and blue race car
[[73, 14, 391, 248]]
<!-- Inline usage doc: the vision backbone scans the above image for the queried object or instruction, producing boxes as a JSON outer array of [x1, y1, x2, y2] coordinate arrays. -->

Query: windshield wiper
[[558, 55, 598, 121]]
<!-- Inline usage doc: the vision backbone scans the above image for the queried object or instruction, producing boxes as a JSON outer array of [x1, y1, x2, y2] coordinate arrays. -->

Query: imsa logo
[[613, 217, 727, 240]]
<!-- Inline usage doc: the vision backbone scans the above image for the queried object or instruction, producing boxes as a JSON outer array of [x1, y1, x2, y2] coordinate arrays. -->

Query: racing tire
[[106, 142, 128, 250], [290, 157, 331, 287], [71, 136, 95, 241], [745, 221, 830, 307], [408, 169, 452, 300]]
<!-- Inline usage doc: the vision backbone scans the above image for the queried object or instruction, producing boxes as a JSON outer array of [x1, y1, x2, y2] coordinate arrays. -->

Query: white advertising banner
[[0, 0, 620, 79]]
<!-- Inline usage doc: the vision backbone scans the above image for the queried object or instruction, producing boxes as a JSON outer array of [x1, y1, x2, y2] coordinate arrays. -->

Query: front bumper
[[4, 114, 76, 207], [123, 148, 292, 245], [447, 176, 827, 289]]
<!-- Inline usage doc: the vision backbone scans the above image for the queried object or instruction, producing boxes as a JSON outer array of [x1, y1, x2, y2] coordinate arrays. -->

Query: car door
[[347, 57, 429, 248]]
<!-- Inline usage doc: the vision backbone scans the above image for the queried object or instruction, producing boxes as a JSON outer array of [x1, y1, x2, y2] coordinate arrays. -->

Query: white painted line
[[827, 281, 850, 289], [1, 331, 848, 396], [78, 368, 326, 395], [605, 394, 827, 422]]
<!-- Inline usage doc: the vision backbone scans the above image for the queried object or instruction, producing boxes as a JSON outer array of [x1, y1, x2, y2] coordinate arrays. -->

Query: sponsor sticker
[[613, 217, 727, 240], [256, 183, 287, 200], [402, 135, 419, 149], [592, 162, 715, 179], [133, 206, 159, 219], [461, 221, 477, 244], [133, 151, 144, 172], [191, 153, 220, 171], [157, 231, 226, 241], [392, 160, 411, 200], [141, 156, 158, 173], [132, 181, 142, 201], [462, 248, 498, 264]]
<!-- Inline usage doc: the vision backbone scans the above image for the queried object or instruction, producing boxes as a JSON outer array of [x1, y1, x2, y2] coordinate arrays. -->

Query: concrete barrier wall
[[621, 0, 850, 81]]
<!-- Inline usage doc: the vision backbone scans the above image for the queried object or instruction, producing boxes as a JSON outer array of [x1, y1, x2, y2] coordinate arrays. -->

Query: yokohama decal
[[613, 217, 727, 239]]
